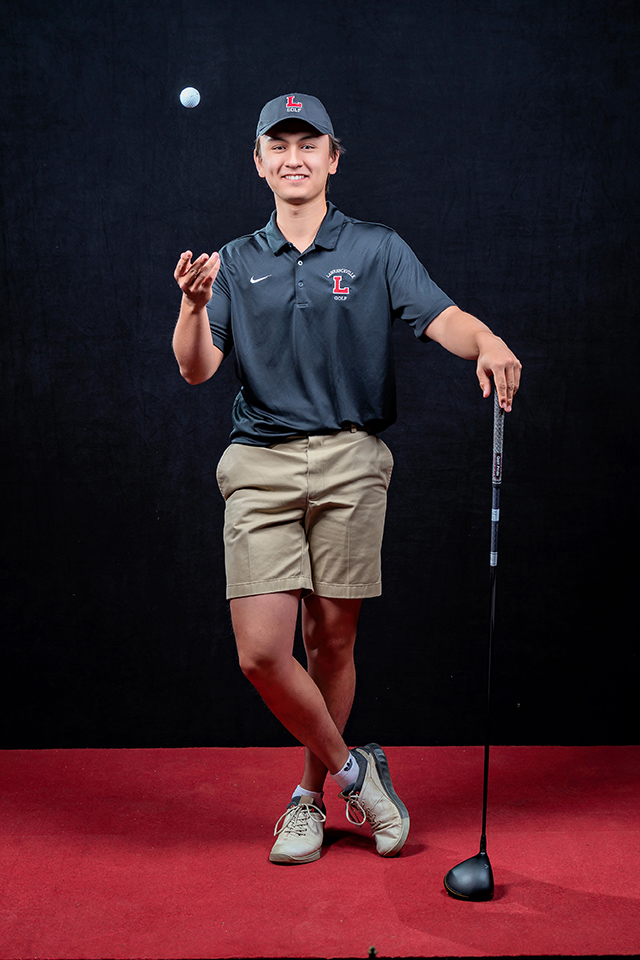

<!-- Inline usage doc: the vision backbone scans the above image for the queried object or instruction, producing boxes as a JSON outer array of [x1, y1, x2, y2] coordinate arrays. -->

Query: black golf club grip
[[490, 390, 504, 567]]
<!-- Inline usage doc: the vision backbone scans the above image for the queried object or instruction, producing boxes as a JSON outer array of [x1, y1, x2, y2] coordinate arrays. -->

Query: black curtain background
[[2, 0, 638, 748]]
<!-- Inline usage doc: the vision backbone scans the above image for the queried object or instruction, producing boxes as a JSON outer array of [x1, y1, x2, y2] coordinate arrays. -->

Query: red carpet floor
[[1, 745, 638, 959]]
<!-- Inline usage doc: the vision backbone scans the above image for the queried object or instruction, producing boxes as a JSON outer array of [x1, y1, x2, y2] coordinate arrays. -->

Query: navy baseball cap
[[256, 93, 334, 138]]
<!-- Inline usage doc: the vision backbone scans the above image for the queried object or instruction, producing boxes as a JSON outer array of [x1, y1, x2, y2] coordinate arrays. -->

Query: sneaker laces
[[273, 801, 326, 838], [344, 793, 381, 831]]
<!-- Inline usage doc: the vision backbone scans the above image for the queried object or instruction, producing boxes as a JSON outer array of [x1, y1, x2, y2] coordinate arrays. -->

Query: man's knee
[[231, 591, 300, 684], [237, 645, 286, 685]]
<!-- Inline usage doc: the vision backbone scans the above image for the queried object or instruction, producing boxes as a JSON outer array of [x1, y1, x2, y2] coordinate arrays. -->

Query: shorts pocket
[[376, 438, 394, 489], [215, 445, 235, 499]]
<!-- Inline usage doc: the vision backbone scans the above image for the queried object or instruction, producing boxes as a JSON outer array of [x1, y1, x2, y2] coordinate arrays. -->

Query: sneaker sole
[[356, 742, 410, 856], [269, 848, 322, 864]]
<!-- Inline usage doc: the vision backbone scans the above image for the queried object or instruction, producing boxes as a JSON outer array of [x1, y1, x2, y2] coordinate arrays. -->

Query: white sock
[[292, 784, 324, 806], [330, 751, 359, 792]]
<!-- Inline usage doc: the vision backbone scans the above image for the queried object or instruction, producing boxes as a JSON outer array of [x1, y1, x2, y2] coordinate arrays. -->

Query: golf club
[[443, 387, 505, 901]]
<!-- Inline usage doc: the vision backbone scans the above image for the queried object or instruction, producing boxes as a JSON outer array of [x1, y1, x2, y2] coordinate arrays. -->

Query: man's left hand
[[476, 333, 522, 412]]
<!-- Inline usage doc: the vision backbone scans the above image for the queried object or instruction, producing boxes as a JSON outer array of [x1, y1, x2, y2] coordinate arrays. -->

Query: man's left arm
[[425, 305, 522, 412]]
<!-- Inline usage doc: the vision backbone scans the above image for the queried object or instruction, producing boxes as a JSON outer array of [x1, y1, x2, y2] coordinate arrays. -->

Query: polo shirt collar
[[264, 202, 346, 254]]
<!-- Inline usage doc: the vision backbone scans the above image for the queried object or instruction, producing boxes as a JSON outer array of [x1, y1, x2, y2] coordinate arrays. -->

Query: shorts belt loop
[[350, 423, 357, 433]]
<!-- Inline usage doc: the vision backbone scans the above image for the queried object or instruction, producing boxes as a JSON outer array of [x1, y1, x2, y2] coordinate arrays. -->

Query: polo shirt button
[[297, 260, 303, 266], [298, 281, 304, 287]]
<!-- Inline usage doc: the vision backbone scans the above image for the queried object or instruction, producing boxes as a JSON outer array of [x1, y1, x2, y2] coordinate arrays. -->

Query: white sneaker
[[340, 743, 410, 857], [269, 795, 327, 864]]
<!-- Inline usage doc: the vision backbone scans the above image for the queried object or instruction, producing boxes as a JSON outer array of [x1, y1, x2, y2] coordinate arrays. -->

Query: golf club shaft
[[481, 390, 504, 846]]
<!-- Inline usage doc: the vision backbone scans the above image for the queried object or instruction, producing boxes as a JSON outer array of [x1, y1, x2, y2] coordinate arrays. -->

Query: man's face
[[254, 121, 339, 205]]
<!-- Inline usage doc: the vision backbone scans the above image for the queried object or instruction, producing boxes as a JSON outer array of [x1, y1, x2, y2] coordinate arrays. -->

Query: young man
[[173, 93, 521, 865]]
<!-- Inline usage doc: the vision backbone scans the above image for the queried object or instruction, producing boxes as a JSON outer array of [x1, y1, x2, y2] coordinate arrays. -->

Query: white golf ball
[[179, 87, 200, 108]]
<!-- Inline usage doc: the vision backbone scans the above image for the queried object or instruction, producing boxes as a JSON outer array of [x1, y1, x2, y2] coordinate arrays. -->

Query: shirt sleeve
[[384, 231, 455, 340], [205, 258, 234, 356]]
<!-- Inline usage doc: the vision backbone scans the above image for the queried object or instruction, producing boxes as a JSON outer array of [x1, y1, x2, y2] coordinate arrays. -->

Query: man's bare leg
[[230, 590, 351, 775], [298, 595, 361, 794], [232, 590, 410, 861]]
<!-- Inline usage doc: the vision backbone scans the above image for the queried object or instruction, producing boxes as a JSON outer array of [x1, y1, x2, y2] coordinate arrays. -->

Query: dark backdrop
[[2, 0, 638, 748]]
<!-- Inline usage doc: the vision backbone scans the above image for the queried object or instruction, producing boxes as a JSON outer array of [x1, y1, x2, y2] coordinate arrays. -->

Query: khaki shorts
[[216, 428, 394, 600]]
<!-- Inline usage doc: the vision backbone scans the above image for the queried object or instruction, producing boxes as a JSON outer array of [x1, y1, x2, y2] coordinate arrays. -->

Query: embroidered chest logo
[[326, 268, 356, 301]]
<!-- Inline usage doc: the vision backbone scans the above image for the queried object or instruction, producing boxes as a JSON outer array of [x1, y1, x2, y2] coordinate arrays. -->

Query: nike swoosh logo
[[250, 275, 271, 284]]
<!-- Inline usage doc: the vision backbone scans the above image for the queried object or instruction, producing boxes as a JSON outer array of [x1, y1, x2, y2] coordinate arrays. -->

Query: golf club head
[[443, 849, 494, 901]]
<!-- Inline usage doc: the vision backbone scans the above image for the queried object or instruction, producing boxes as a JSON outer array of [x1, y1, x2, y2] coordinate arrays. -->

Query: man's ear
[[254, 149, 266, 179]]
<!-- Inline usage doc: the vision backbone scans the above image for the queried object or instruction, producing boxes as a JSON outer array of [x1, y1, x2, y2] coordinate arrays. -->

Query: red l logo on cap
[[286, 96, 302, 109], [332, 276, 350, 295]]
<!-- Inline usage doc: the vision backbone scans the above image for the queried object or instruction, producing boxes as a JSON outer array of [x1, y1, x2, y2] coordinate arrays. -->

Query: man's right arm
[[172, 250, 224, 384]]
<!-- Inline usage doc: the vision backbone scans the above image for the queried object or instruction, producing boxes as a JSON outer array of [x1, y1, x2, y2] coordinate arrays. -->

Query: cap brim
[[258, 118, 328, 138]]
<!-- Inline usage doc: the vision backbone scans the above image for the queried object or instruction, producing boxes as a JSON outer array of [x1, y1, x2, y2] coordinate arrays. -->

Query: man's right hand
[[174, 250, 220, 308]]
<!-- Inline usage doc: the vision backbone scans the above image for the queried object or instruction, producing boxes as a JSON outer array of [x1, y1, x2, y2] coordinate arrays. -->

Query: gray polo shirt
[[207, 203, 455, 445]]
